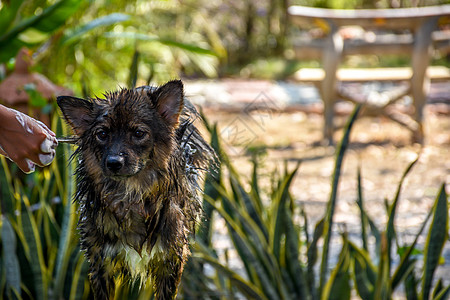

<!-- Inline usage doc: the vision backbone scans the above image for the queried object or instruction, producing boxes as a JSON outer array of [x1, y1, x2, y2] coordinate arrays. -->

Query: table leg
[[411, 16, 438, 143], [321, 22, 343, 145]]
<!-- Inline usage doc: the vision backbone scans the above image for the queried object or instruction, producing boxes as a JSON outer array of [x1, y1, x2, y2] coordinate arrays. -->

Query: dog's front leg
[[80, 218, 115, 299], [88, 251, 115, 300], [151, 248, 187, 300]]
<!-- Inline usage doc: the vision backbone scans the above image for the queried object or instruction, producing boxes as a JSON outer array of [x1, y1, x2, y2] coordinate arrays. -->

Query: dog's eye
[[96, 129, 108, 141], [134, 130, 146, 139]]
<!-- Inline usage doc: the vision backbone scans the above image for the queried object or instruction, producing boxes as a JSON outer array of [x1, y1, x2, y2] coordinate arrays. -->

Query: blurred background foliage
[[0, 0, 223, 97], [1, 0, 449, 96]]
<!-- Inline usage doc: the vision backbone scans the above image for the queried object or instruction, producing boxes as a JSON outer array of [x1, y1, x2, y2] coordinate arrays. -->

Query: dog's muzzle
[[106, 155, 125, 173]]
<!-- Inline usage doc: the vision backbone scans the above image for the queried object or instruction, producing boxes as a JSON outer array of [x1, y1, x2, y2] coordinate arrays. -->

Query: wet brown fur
[[57, 80, 214, 299]]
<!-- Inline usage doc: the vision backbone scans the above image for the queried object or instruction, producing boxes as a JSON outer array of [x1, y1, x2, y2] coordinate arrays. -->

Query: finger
[[9, 109, 33, 134], [25, 159, 36, 173], [26, 149, 54, 167], [0, 146, 7, 157], [13, 158, 35, 174], [36, 120, 56, 137], [26, 150, 47, 168], [40, 137, 58, 153], [38, 151, 55, 166]]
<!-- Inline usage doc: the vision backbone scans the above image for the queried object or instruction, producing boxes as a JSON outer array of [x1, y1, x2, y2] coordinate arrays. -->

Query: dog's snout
[[106, 155, 125, 173]]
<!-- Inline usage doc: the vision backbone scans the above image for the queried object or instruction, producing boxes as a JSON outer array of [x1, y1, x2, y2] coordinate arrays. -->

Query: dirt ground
[[200, 105, 450, 287]]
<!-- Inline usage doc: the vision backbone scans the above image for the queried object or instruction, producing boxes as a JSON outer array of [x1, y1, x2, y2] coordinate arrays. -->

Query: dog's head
[[57, 80, 184, 180]]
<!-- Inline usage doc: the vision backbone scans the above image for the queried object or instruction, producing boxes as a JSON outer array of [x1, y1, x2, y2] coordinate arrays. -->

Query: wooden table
[[289, 5, 450, 144]]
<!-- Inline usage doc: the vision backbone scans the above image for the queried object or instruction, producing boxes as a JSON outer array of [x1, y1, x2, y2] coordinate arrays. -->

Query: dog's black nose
[[106, 155, 124, 173]]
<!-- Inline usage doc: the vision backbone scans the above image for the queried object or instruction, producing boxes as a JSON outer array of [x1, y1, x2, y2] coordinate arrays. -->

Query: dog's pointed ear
[[154, 80, 184, 127], [57, 96, 95, 135]]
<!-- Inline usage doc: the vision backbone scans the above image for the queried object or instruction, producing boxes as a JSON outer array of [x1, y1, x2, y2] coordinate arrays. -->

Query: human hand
[[0, 106, 58, 173]]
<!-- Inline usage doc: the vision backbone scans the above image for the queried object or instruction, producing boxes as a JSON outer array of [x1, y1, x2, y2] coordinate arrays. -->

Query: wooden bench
[[288, 5, 450, 144]]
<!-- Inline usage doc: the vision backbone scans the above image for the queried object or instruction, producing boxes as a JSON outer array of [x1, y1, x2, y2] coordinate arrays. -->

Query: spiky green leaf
[[319, 104, 361, 296], [421, 184, 448, 300], [62, 13, 130, 45], [1, 216, 21, 298], [322, 237, 351, 300]]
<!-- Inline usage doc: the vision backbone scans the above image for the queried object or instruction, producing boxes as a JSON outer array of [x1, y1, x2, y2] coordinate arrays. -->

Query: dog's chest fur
[[79, 173, 189, 273], [100, 191, 151, 248], [99, 190, 167, 278]]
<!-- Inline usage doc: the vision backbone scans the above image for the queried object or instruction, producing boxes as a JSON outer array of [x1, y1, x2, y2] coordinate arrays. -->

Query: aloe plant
[[0, 114, 88, 299], [184, 104, 449, 300], [183, 105, 360, 299]]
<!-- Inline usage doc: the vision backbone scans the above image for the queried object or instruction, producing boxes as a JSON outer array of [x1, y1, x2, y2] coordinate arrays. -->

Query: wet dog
[[57, 80, 214, 299]]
